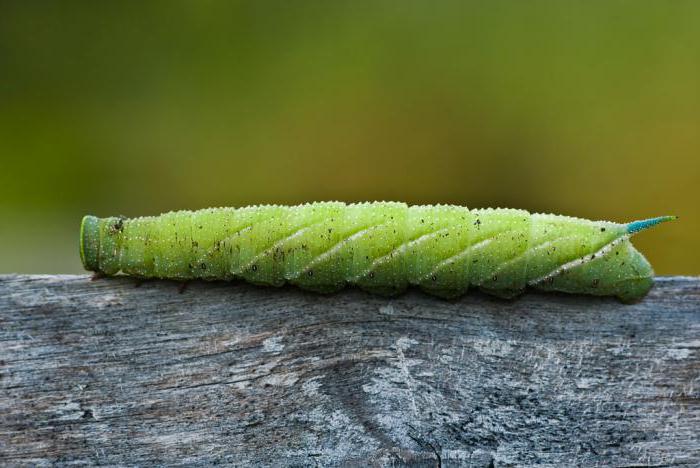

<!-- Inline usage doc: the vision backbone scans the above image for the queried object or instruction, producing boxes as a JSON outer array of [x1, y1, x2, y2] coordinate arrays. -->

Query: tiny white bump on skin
[[528, 236, 628, 286]]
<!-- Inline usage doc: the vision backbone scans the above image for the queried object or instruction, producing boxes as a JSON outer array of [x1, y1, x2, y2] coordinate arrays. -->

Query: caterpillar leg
[[295, 282, 346, 295], [479, 287, 525, 300], [90, 272, 106, 281]]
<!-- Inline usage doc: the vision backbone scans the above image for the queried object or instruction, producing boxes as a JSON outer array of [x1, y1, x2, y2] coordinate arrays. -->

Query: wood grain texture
[[1, 275, 699, 467]]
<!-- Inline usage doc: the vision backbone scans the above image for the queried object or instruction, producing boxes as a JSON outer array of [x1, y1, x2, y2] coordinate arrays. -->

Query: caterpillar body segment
[[80, 202, 672, 301]]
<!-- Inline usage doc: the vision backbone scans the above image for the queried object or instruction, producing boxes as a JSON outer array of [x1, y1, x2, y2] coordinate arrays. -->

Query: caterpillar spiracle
[[80, 202, 675, 302]]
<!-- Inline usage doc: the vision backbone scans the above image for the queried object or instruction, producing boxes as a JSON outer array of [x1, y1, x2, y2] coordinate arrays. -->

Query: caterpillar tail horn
[[626, 215, 677, 235]]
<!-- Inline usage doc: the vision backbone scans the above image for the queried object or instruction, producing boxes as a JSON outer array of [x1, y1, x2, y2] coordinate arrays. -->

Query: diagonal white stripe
[[489, 234, 580, 278], [236, 219, 328, 275], [527, 236, 628, 286], [349, 227, 451, 282], [287, 223, 386, 280], [418, 237, 495, 283]]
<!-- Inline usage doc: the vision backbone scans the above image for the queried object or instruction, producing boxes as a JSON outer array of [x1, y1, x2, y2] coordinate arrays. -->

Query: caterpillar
[[79, 202, 675, 302]]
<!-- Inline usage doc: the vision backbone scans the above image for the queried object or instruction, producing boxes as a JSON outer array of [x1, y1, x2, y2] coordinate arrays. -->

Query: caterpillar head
[[80, 215, 124, 274]]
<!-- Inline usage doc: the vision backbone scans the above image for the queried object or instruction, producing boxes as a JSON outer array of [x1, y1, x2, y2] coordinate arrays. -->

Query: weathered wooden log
[[1, 275, 699, 466]]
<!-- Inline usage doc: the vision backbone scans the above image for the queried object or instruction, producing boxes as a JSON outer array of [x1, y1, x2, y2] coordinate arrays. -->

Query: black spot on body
[[110, 218, 124, 233]]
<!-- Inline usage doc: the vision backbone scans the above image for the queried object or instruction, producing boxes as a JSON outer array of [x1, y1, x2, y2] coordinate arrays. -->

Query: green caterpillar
[[80, 202, 675, 302]]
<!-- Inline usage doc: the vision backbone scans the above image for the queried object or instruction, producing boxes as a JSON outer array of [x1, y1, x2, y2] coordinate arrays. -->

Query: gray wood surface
[[1, 275, 699, 467]]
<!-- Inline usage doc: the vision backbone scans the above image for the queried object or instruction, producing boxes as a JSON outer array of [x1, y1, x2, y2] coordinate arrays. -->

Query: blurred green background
[[1, 1, 698, 274]]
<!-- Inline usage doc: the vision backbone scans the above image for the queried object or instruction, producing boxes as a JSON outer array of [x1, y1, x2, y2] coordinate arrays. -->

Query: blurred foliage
[[1, 1, 698, 274]]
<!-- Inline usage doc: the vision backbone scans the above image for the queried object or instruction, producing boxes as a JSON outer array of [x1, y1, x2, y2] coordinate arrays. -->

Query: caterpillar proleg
[[80, 203, 675, 302]]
